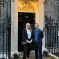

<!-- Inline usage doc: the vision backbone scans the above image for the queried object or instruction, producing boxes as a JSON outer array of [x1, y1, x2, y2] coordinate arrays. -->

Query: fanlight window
[[18, 2, 35, 11]]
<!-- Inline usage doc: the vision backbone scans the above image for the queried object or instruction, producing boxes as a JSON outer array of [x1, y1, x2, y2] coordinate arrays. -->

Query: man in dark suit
[[33, 23, 43, 59]]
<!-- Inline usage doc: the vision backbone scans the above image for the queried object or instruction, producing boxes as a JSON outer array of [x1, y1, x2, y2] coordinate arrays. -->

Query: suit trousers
[[34, 42, 42, 59], [23, 43, 31, 59]]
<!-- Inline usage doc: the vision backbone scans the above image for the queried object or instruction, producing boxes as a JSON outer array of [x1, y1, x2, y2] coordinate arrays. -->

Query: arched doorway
[[11, 0, 44, 54]]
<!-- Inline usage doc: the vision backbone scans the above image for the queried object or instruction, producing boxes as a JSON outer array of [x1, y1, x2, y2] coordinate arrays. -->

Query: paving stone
[[18, 55, 55, 59]]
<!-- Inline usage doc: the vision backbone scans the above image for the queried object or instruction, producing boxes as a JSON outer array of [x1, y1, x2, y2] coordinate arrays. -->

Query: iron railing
[[0, 0, 11, 59], [45, 15, 59, 57]]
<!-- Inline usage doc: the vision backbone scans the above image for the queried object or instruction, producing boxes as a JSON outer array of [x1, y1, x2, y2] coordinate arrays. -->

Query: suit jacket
[[22, 28, 33, 42], [32, 29, 43, 45]]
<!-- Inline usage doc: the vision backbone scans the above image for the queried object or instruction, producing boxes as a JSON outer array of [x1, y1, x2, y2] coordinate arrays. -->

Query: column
[[11, 0, 18, 56]]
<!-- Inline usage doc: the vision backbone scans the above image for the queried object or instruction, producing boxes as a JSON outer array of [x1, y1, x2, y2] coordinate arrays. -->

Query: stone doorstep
[[11, 51, 35, 59], [19, 54, 58, 59], [17, 50, 35, 57], [11, 50, 58, 59]]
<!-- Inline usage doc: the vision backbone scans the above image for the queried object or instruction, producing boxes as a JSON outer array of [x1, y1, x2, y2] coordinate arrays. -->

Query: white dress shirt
[[27, 29, 31, 39]]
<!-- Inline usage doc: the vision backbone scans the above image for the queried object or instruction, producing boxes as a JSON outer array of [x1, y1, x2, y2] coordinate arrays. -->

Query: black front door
[[18, 12, 35, 52]]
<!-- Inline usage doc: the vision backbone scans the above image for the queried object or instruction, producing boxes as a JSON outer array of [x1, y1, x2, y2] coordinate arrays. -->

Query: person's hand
[[26, 40, 30, 43], [29, 39, 32, 43], [28, 41, 31, 43]]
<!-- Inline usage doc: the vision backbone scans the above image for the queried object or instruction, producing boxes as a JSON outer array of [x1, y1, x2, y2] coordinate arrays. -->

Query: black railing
[[0, 0, 11, 59], [45, 15, 59, 57]]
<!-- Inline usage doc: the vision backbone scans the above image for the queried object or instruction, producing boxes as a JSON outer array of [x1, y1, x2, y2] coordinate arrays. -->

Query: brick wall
[[0, 0, 11, 53], [44, 0, 58, 21]]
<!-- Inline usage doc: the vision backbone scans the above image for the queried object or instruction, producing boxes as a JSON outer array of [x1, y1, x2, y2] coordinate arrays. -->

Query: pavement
[[0, 54, 55, 59], [18, 55, 55, 59]]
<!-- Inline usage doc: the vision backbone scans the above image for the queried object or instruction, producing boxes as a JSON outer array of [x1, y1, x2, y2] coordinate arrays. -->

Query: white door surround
[[11, 0, 45, 56]]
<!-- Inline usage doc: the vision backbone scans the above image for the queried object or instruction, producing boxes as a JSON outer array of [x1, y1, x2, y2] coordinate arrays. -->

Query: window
[[18, 2, 35, 12]]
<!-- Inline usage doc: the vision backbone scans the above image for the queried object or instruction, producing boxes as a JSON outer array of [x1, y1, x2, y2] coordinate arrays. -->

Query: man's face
[[34, 23, 39, 29]]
